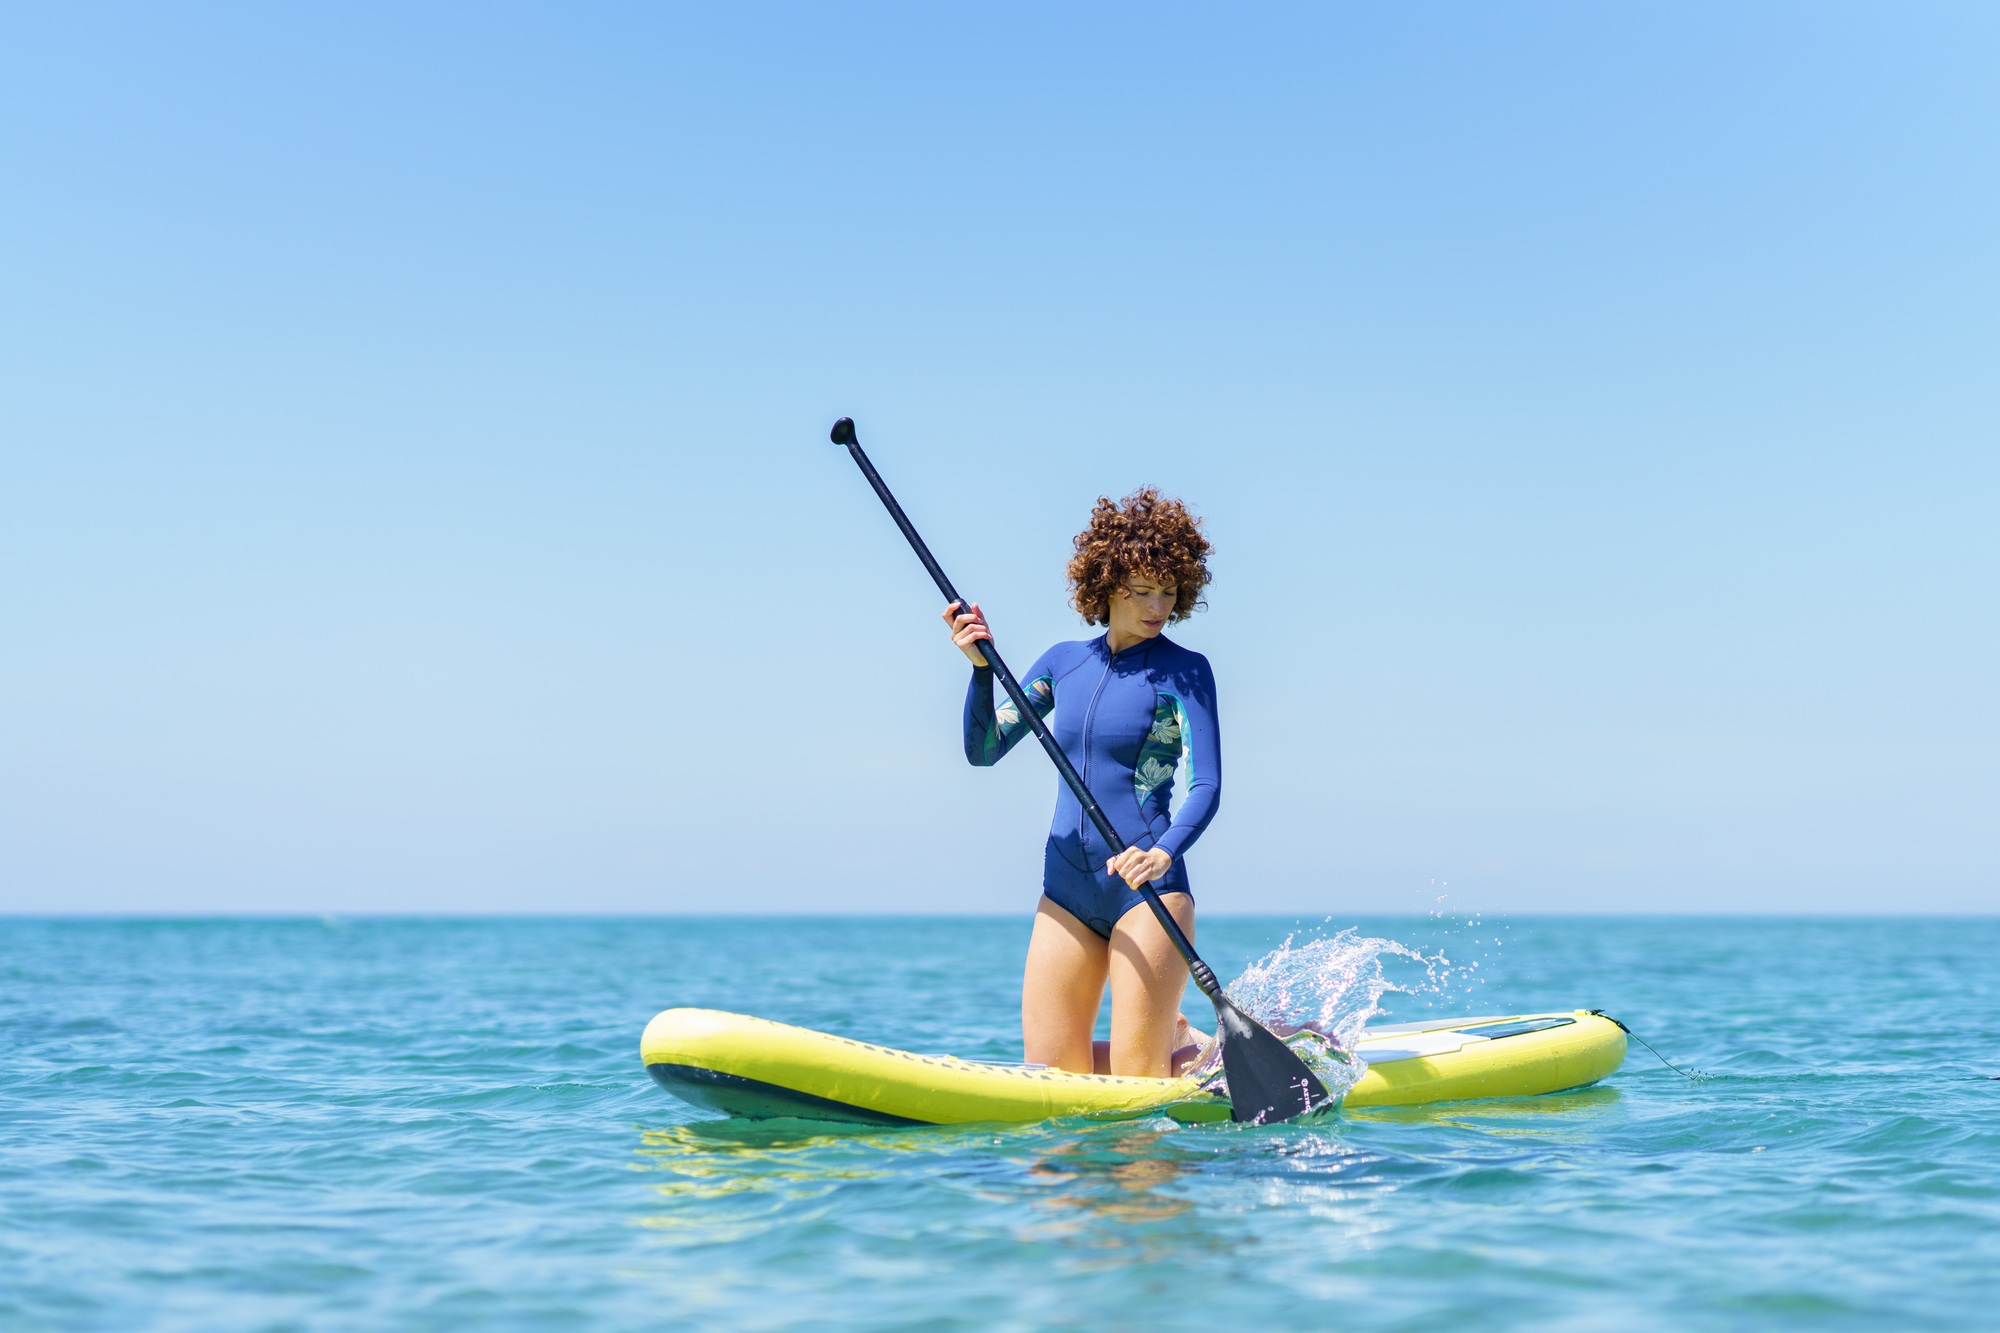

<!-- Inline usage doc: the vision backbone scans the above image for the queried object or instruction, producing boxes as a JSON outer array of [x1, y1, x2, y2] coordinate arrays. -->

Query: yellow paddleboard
[[641, 1007, 1627, 1126]]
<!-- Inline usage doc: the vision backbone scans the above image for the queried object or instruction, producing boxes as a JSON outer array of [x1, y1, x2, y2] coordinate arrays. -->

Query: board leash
[[1591, 1010, 1705, 1083]]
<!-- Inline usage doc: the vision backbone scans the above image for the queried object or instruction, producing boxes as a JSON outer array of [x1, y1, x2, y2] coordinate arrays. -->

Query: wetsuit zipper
[[1078, 639, 1115, 856]]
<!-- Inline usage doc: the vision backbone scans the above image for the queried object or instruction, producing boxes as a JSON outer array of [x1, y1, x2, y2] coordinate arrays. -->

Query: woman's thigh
[[1107, 891, 1195, 1078], [1022, 896, 1108, 1074]]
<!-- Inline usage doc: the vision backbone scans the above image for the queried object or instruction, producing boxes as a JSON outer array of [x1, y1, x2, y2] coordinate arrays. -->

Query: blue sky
[[3, 4, 1993, 915]]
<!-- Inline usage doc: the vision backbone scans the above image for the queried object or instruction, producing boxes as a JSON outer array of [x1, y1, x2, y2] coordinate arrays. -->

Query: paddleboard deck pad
[[641, 1007, 1627, 1126]]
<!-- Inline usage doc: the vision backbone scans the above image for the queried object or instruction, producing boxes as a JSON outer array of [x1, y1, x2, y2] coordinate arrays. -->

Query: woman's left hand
[[1106, 846, 1173, 890]]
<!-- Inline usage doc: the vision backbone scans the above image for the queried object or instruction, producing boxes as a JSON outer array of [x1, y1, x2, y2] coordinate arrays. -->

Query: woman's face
[[1109, 572, 1178, 642]]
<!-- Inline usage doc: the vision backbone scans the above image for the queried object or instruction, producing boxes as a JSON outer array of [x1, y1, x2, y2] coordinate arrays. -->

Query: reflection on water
[[633, 1111, 1412, 1266], [631, 1088, 1633, 1261], [1347, 1084, 1623, 1133], [633, 1117, 1227, 1252], [634, 1121, 901, 1224], [1025, 1130, 1193, 1223]]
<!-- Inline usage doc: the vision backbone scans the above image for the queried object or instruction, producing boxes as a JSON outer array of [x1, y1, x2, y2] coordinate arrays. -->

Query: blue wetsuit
[[964, 634, 1221, 937]]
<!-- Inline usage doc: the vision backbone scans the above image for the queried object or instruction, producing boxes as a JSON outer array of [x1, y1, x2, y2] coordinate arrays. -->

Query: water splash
[[1191, 927, 1451, 1102], [1407, 902, 1501, 1009]]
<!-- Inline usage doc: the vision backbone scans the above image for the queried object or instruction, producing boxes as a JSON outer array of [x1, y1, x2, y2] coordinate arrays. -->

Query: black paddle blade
[[1211, 994, 1329, 1124]]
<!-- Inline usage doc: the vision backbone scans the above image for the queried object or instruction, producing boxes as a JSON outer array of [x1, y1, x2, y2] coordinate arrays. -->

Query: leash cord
[[1590, 1010, 1704, 1083]]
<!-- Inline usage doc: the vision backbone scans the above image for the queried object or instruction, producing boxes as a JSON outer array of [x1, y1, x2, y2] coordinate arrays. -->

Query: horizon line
[[5, 909, 1995, 922]]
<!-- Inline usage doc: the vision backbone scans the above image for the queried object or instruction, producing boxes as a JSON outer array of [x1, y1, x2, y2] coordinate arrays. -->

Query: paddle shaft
[[833, 423, 1221, 1000]]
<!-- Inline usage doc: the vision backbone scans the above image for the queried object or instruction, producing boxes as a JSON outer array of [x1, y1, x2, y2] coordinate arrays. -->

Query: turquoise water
[[5, 916, 1996, 1330]]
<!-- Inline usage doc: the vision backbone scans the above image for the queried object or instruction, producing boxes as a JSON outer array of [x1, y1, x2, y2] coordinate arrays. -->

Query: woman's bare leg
[[1107, 892, 1197, 1078], [1097, 1014, 1209, 1075], [1022, 896, 1108, 1074]]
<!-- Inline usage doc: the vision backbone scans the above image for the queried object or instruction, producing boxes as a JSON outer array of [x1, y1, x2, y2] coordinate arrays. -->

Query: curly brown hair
[[1066, 487, 1212, 627]]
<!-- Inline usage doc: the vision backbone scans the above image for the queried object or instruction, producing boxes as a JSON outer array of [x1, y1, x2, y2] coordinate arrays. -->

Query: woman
[[944, 487, 1219, 1079]]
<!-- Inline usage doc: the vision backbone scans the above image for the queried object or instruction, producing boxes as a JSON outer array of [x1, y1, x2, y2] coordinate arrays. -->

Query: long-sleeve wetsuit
[[963, 633, 1220, 937]]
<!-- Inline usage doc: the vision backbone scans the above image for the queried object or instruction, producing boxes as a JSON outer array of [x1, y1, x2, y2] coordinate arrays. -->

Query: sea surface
[[4, 915, 1996, 1330]]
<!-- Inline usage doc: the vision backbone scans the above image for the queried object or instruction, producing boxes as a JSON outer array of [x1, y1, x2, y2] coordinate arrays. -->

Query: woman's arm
[[1152, 654, 1220, 862], [949, 602, 1057, 767]]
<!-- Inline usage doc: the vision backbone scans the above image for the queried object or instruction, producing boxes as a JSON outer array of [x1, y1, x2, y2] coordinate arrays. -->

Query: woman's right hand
[[942, 600, 992, 667]]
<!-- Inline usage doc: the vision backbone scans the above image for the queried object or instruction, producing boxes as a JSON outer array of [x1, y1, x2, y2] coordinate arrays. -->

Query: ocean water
[[4, 915, 1996, 1331]]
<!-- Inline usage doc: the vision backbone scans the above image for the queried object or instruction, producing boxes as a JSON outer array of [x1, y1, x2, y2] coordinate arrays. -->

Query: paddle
[[830, 417, 1328, 1124]]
